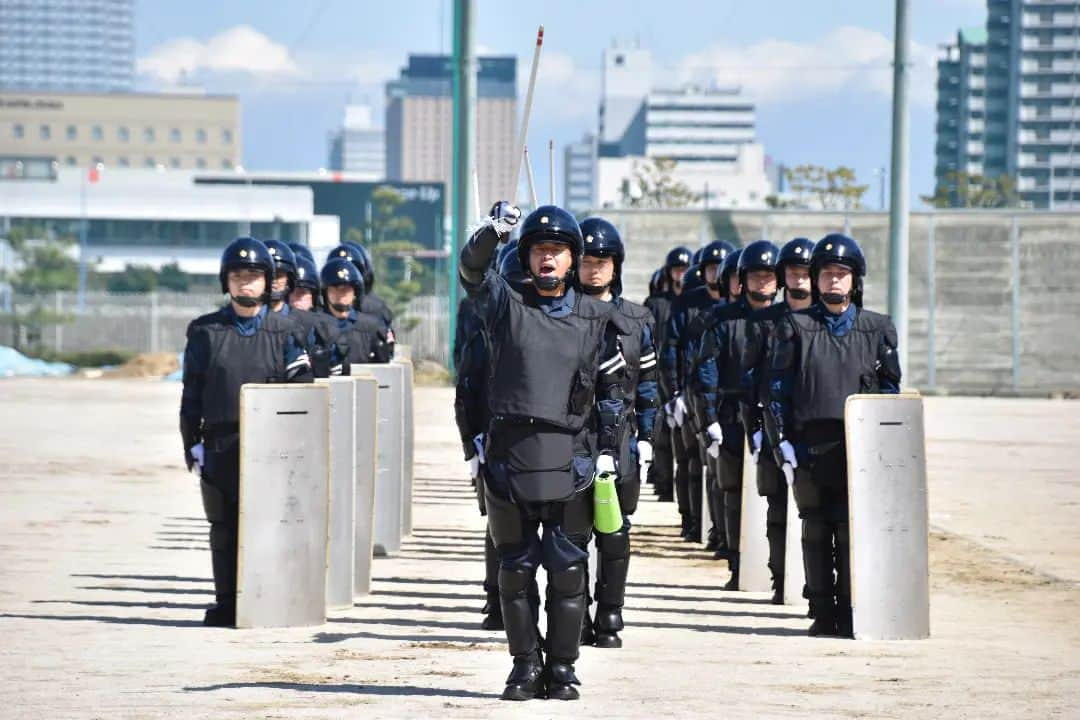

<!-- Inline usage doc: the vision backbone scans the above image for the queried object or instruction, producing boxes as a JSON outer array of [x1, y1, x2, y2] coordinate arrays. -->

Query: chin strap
[[580, 283, 607, 295], [232, 295, 259, 308]]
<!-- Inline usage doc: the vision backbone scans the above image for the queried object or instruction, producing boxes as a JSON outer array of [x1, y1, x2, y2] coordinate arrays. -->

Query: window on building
[[1039, 57, 1052, 69], [118, 157, 130, 167], [195, 128, 207, 144], [170, 157, 181, 168], [1037, 128, 1050, 140], [13, 123, 24, 139], [1038, 80, 1051, 93], [144, 157, 156, 168], [65, 156, 77, 166], [170, 128, 181, 143], [196, 157, 207, 169], [66, 125, 77, 140], [1037, 105, 1050, 117], [221, 158, 232, 169], [40, 124, 51, 140], [1036, 152, 1050, 163], [118, 126, 129, 142], [92, 125, 103, 141], [144, 127, 155, 142], [222, 129, 233, 144]]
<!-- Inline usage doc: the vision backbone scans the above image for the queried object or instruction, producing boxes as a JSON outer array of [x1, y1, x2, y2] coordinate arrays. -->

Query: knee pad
[[499, 565, 533, 596], [596, 526, 630, 560], [617, 478, 641, 516], [549, 562, 586, 598], [802, 516, 830, 545]]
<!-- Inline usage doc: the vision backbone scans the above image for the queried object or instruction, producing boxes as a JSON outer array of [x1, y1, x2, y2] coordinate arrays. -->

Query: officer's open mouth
[[539, 262, 556, 274]]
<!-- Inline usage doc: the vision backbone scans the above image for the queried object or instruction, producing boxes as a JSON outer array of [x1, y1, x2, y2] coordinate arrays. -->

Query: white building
[[592, 46, 772, 210], [328, 103, 385, 180], [0, 168, 339, 276], [564, 133, 596, 215]]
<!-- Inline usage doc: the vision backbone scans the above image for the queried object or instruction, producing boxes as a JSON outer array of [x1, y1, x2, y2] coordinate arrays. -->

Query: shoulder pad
[[617, 298, 653, 322], [186, 310, 224, 338]]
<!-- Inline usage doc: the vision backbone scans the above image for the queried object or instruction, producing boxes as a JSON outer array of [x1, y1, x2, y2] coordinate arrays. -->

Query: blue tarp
[[165, 352, 183, 382], [0, 346, 74, 378]]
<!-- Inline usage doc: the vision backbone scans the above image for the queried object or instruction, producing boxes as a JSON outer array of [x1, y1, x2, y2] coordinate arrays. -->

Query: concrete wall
[[604, 209, 1080, 395]]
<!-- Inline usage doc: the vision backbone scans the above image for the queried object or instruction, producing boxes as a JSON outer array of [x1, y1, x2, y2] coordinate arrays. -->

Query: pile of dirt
[[104, 352, 181, 379], [413, 359, 451, 386]]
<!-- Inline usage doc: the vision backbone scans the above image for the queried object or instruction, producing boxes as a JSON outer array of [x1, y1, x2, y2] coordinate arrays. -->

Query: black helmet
[[219, 236, 275, 303], [326, 244, 360, 267], [810, 233, 865, 307], [517, 205, 584, 288], [682, 263, 706, 294], [347, 242, 376, 291], [699, 239, 735, 268], [320, 257, 366, 311], [648, 268, 666, 297], [691, 247, 705, 266], [719, 248, 742, 300], [263, 239, 298, 300], [580, 217, 624, 296], [498, 240, 527, 285], [294, 254, 321, 305], [776, 238, 815, 290], [737, 240, 780, 303], [665, 245, 692, 270], [288, 242, 315, 264]]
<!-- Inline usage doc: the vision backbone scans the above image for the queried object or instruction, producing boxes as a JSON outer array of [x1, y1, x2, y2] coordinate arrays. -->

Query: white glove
[[706, 422, 723, 445], [707, 441, 720, 459], [664, 398, 678, 428], [674, 396, 687, 427], [472, 433, 486, 464], [190, 442, 204, 473], [467, 456, 480, 480], [750, 430, 762, 465], [636, 440, 653, 465], [779, 440, 797, 487], [595, 453, 617, 476]]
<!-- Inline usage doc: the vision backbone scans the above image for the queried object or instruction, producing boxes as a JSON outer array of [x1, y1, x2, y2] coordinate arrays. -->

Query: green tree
[[3, 225, 81, 293], [106, 264, 158, 293], [921, 172, 1018, 209], [783, 165, 869, 210], [620, 157, 700, 209], [157, 262, 190, 292]]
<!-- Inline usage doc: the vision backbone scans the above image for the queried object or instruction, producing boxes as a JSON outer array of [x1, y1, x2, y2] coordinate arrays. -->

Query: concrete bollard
[[738, 442, 772, 593], [318, 377, 356, 610], [845, 394, 930, 640], [352, 375, 378, 597], [352, 364, 406, 557], [236, 384, 330, 628], [398, 359, 415, 536]]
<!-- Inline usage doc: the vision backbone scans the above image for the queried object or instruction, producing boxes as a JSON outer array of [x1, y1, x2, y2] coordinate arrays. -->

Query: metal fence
[[1, 291, 452, 366]]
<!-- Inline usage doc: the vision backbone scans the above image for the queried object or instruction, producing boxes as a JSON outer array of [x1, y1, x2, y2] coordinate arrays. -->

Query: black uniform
[[765, 302, 900, 636], [326, 308, 392, 366], [460, 205, 628, 700], [180, 304, 312, 624], [644, 289, 676, 501]]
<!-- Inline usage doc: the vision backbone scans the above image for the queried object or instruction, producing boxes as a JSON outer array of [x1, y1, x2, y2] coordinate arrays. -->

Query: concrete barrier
[[738, 443, 772, 593], [352, 375, 378, 597], [236, 384, 330, 628], [318, 377, 356, 610], [353, 364, 406, 557], [399, 359, 415, 536], [783, 483, 807, 608]]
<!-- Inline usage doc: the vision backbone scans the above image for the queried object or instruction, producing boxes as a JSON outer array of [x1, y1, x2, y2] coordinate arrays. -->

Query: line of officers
[[178, 235, 396, 628], [453, 200, 901, 701]]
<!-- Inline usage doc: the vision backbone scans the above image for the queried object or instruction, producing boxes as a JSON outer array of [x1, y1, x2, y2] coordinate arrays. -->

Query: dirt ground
[[0, 379, 1077, 719]]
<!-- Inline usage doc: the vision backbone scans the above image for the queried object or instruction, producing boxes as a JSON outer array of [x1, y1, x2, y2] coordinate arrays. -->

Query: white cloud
[[138, 25, 300, 84], [673, 26, 937, 107], [521, 51, 600, 125]]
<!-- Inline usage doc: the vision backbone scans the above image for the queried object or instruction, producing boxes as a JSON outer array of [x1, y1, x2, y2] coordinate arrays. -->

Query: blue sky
[[135, 0, 987, 207]]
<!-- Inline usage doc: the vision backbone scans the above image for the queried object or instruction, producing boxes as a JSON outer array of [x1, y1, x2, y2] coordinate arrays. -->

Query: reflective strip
[[599, 353, 624, 372], [602, 356, 627, 375], [639, 356, 657, 370]]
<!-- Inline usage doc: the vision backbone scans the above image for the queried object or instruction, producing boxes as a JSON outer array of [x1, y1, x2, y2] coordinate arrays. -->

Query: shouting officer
[[459, 202, 628, 701], [763, 234, 900, 637], [320, 258, 391, 366], [696, 240, 780, 590], [740, 237, 815, 603], [576, 217, 659, 649], [179, 237, 313, 626]]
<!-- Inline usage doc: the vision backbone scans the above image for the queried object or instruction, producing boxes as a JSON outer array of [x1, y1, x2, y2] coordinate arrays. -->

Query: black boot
[[722, 554, 739, 591], [203, 598, 235, 627], [807, 597, 837, 637], [481, 595, 504, 631], [835, 603, 854, 639], [545, 660, 581, 701], [501, 652, 545, 701], [593, 606, 623, 648]]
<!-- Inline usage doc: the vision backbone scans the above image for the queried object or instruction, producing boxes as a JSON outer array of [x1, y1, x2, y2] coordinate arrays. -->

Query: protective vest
[[193, 310, 295, 428], [334, 313, 390, 365], [790, 307, 893, 425], [613, 298, 651, 479]]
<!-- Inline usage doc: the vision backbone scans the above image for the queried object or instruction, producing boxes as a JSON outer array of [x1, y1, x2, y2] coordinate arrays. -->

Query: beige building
[[385, 55, 515, 209], [0, 90, 240, 171]]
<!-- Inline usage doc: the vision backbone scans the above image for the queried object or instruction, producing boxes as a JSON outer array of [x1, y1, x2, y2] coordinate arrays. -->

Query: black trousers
[[199, 432, 240, 608]]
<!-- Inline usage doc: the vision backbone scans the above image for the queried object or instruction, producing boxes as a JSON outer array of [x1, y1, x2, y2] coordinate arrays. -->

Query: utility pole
[[448, 0, 476, 369], [888, 0, 911, 379]]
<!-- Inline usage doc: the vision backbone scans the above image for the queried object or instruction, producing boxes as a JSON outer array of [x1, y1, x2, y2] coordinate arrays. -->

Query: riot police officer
[[645, 247, 690, 503], [326, 243, 396, 358], [179, 237, 313, 626], [576, 217, 659, 649], [739, 238, 815, 603], [763, 234, 900, 637], [695, 240, 780, 590], [320, 258, 391, 366], [288, 241, 315, 265], [459, 202, 628, 701], [288, 253, 321, 312]]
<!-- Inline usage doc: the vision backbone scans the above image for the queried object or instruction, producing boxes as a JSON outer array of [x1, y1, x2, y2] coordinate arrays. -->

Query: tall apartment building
[[564, 133, 596, 215], [385, 55, 516, 210], [0, 0, 135, 93], [935, 28, 988, 205], [936, 1, 1079, 208], [328, 103, 385, 180]]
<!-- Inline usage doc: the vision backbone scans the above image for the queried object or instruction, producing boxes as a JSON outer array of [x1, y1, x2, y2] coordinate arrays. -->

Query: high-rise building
[[936, 1, 1079, 208], [593, 46, 771, 209], [935, 28, 988, 206], [384, 55, 516, 210], [563, 133, 596, 215], [0, 0, 135, 93], [328, 103, 385, 180]]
